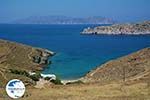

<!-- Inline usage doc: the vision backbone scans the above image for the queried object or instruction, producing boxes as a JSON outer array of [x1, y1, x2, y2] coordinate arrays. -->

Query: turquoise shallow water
[[0, 24, 150, 79]]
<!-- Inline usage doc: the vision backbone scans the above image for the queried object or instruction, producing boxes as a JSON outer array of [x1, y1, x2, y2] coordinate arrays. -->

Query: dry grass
[[0, 39, 53, 87], [2, 82, 145, 100]]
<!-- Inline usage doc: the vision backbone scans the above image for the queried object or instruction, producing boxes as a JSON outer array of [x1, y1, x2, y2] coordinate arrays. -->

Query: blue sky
[[0, 0, 150, 23]]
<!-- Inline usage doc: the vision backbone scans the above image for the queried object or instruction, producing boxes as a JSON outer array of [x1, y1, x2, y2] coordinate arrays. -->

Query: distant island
[[81, 21, 150, 35], [11, 16, 114, 24]]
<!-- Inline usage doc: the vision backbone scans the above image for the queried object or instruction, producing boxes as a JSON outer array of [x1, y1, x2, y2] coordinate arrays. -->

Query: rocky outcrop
[[0, 39, 54, 86], [32, 48, 55, 65], [81, 21, 150, 35], [82, 48, 150, 84]]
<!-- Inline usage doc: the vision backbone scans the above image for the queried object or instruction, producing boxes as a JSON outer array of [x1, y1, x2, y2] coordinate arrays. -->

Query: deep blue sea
[[0, 24, 150, 80]]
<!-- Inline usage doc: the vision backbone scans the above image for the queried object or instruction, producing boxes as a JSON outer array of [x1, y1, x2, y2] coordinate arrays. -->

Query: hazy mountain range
[[11, 16, 115, 24]]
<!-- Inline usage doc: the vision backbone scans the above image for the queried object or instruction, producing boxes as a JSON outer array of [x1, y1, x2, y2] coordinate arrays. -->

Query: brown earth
[[0, 39, 54, 87], [82, 48, 150, 85]]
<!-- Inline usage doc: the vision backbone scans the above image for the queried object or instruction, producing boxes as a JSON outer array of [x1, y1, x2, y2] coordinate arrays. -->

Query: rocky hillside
[[0, 39, 54, 86], [81, 21, 150, 35], [82, 48, 150, 84]]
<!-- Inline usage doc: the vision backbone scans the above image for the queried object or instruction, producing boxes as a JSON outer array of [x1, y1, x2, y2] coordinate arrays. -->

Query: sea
[[0, 24, 150, 80]]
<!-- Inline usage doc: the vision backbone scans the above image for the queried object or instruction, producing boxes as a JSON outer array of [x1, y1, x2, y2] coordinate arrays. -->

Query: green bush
[[9, 69, 42, 81], [50, 77, 63, 85], [29, 73, 41, 81], [44, 77, 51, 80], [10, 69, 29, 77]]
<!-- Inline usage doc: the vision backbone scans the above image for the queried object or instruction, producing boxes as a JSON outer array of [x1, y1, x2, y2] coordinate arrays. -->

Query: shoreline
[[61, 78, 81, 84]]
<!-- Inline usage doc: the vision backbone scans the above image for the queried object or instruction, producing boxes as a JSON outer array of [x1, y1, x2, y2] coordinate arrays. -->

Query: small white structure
[[41, 73, 56, 80], [29, 72, 36, 75]]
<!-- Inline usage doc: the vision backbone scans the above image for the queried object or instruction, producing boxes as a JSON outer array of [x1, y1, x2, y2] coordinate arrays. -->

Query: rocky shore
[[81, 21, 150, 35], [0, 39, 54, 86]]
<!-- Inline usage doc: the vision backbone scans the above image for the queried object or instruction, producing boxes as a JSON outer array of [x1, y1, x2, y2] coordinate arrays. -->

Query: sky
[[0, 0, 150, 23]]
